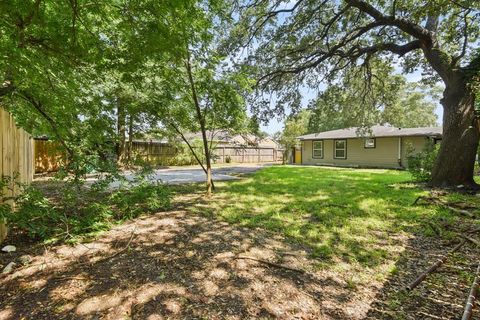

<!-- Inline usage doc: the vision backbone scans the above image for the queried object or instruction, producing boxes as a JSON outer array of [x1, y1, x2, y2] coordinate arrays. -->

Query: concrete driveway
[[104, 163, 273, 188]]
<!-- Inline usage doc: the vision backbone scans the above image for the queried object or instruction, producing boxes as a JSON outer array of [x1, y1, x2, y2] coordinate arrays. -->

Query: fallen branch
[[413, 196, 476, 218], [52, 275, 90, 281], [407, 239, 467, 291], [104, 225, 137, 260], [460, 235, 480, 247], [234, 255, 305, 274], [462, 262, 480, 320]]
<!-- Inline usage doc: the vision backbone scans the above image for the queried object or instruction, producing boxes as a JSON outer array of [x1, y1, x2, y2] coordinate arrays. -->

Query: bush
[[1, 172, 172, 243], [4, 186, 63, 240], [406, 141, 439, 182], [110, 181, 171, 220]]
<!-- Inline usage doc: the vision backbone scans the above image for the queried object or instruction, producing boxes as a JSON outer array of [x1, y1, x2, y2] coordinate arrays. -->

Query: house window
[[312, 140, 323, 158], [334, 139, 347, 159], [364, 138, 375, 148]]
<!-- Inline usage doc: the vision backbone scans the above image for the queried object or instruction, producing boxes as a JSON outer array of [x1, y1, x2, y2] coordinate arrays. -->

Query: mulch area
[[0, 197, 479, 319]]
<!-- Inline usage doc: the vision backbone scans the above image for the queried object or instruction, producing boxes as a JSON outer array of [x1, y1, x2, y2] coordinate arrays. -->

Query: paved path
[[103, 163, 273, 188]]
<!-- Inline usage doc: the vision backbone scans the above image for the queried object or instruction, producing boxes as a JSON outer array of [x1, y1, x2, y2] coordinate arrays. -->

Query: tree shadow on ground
[[203, 166, 449, 269], [0, 208, 362, 319], [2, 166, 477, 319]]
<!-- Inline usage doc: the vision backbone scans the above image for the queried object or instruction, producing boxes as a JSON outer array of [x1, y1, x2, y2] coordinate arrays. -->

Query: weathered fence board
[[0, 108, 34, 242]]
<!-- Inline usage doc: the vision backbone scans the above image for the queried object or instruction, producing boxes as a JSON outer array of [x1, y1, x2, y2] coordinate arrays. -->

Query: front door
[[294, 149, 302, 164]]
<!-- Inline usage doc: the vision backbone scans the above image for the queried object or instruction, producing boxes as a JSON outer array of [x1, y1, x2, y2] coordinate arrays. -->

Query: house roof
[[185, 130, 279, 148], [297, 125, 443, 140]]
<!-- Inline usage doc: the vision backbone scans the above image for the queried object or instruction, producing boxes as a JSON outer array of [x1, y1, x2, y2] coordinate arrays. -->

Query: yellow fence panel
[[0, 108, 34, 243]]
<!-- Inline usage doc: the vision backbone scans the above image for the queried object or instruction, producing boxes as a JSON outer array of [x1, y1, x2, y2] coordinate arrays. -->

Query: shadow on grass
[[0, 210, 355, 319], [189, 166, 459, 269]]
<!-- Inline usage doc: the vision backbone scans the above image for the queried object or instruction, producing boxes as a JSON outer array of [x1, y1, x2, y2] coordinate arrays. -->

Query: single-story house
[[185, 130, 280, 149], [295, 125, 442, 168]]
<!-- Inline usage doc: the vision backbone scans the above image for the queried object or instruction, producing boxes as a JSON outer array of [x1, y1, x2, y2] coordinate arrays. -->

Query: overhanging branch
[[257, 40, 421, 87], [346, 0, 433, 45]]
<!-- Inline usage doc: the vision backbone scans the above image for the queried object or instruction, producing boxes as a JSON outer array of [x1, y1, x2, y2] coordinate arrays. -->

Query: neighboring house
[[184, 130, 280, 149], [296, 125, 442, 168]]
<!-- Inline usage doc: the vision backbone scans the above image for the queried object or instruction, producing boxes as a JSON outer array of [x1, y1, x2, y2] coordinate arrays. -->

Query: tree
[[124, 0, 252, 195], [0, 1, 124, 178], [163, 54, 250, 195], [0, 0, 208, 177], [308, 62, 438, 132], [234, 0, 480, 188], [277, 110, 311, 163]]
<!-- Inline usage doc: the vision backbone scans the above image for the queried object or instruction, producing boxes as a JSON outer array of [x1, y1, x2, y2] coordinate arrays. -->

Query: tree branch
[[0, 81, 14, 98], [245, 0, 307, 46], [345, 0, 433, 45], [17, 91, 75, 160], [452, 9, 471, 65], [258, 40, 421, 87]]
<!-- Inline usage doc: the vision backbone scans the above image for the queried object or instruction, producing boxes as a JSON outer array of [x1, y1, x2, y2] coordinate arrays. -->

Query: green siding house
[[296, 125, 442, 168]]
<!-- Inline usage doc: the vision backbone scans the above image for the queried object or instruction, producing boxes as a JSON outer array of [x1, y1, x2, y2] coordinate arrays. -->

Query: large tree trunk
[[430, 78, 479, 189]]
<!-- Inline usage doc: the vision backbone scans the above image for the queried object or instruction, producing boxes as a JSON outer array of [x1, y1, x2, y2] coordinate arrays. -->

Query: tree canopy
[[307, 63, 438, 133], [233, 0, 480, 188]]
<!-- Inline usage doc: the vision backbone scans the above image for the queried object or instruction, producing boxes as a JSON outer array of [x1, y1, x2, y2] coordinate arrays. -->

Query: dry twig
[[234, 255, 306, 274]]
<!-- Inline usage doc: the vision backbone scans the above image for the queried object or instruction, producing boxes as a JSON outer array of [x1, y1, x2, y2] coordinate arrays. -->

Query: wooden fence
[[0, 108, 34, 242], [131, 141, 283, 166], [34, 138, 66, 173], [34, 139, 283, 173], [213, 146, 282, 164]]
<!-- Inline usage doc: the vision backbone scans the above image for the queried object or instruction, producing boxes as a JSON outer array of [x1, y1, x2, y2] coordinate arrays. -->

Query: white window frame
[[312, 140, 323, 158], [364, 138, 375, 149], [334, 139, 347, 159]]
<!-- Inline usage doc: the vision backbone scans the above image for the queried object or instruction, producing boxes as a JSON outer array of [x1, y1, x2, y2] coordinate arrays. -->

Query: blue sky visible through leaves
[[259, 70, 444, 135]]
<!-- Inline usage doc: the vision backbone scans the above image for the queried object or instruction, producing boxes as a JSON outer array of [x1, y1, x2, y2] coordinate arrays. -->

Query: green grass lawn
[[179, 165, 475, 282]]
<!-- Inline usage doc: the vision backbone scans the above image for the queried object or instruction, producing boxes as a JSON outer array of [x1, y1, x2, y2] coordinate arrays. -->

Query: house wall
[[301, 136, 429, 168]]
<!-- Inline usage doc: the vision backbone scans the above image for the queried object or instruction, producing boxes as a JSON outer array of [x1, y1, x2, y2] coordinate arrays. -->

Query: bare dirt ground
[[0, 206, 379, 319], [0, 193, 478, 319]]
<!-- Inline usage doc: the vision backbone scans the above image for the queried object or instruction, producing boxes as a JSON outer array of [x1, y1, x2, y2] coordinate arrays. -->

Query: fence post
[[258, 148, 261, 163]]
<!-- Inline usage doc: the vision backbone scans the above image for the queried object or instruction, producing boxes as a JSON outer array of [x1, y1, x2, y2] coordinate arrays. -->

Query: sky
[[259, 70, 444, 135]]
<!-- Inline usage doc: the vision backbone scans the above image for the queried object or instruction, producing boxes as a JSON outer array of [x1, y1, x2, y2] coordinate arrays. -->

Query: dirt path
[[0, 209, 379, 320]]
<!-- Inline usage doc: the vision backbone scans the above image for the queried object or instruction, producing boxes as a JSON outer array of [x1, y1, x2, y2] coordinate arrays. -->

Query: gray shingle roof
[[297, 125, 442, 140]]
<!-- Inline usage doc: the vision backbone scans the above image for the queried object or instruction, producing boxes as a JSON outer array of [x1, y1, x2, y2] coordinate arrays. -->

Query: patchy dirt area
[[0, 191, 478, 319], [0, 209, 383, 319]]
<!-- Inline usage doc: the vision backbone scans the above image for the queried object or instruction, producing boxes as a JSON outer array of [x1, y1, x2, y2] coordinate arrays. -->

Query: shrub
[[110, 181, 171, 220], [2, 171, 171, 243], [3, 186, 63, 240], [406, 141, 439, 182]]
